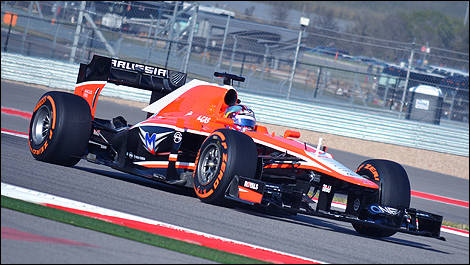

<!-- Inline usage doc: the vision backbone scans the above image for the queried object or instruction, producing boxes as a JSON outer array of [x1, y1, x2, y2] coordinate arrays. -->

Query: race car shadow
[[233, 205, 449, 254], [294, 214, 449, 253], [73, 164, 448, 253], [74, 165, 197, 198]]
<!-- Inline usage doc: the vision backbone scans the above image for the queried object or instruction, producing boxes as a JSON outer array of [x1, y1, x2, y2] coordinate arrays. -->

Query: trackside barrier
[[1, 52, 468, 157]]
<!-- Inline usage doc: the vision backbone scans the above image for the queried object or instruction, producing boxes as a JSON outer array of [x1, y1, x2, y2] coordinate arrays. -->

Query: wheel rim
[[31, 105, 52, 145], [198, 143, 222, 185]]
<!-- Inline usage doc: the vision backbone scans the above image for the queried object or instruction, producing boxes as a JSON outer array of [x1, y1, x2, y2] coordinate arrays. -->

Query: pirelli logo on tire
[[29, 95, 56, 156], [356, 163, 380, 182], [193, 129, 258, 204], [193, 132, 229, 200]]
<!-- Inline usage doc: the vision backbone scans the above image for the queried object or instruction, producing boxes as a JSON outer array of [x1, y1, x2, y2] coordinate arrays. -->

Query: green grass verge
[[1, 195, 269, 264], [442, 220, 469, 231]]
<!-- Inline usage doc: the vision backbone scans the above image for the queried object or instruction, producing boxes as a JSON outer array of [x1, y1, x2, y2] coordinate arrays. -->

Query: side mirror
[[255, 125, 268, 134], [283, 130, 300, 139], [216, 117, 234, 126]]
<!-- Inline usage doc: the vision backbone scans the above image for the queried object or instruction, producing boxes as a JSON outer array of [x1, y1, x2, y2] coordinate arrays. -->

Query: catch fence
[[1, 1, 468, 144]]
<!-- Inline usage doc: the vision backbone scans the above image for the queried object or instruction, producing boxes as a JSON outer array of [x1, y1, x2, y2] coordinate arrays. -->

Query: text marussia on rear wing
[[75, 55, 187, 117]]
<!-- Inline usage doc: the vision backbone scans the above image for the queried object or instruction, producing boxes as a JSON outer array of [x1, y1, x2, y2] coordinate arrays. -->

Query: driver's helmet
[[224, 104, 256, 131]]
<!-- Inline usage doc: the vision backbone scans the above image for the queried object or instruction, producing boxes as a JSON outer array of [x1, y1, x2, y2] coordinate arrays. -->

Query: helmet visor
[[234, 114, 256, 129]]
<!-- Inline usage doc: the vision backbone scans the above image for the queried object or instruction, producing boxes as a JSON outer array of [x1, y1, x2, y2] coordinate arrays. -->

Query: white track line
[[1, 129, 28, 139], [1, 182, 326, 264]]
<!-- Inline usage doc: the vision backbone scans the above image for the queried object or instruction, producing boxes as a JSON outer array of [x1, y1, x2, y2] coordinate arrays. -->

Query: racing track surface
[[1, 80, 469, 263]]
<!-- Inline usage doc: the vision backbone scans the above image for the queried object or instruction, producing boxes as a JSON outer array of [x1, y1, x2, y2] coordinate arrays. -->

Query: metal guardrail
[[1, 52, 468, 157]]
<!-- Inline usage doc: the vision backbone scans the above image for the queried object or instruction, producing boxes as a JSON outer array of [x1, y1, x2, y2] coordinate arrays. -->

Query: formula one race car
[[28, 55, 445, 240]]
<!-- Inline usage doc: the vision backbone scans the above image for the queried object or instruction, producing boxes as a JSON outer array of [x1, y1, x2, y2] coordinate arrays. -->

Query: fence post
[[229, 35, 237, 73], [215, 14, 231, 72], [34, 1, 44, 18], [70, 1, 86, 63], [164, 1, 179, 68], [21, 1, 33, 55], [3, 13, 14, 52], [202, 24, 211, 64], [182, 3, 198, 73], [145, 15, 155, 49], [51, 22, 61, 58], [146, 12, 162, 64], [313, 67, 322, 98], [400, 40, 415, 113], [260, 44, 269, 79], [240, 53, 246, 77], [449, 90, 457, 119], [287, 22, 306, 100]]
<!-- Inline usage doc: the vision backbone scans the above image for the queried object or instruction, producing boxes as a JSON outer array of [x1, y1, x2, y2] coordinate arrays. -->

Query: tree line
[[263, 1, 469, 70]]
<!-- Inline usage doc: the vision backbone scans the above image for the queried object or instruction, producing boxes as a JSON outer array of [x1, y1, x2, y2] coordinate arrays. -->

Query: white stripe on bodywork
[[142, 79, 232, 115], [250, 138, 331, 172], [131, 122, 211, 137], [75, 80, 108, 87], [134, 161, 168, 166]]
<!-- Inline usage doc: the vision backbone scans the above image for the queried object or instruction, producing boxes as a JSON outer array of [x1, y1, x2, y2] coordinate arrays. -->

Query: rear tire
[[29, 91, 92, 166], [193, 129, 257, 204], [352, 159, 411, 237]]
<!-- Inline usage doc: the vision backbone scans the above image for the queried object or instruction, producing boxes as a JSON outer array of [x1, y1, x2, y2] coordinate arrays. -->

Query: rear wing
[[75, 55, 187, 118]]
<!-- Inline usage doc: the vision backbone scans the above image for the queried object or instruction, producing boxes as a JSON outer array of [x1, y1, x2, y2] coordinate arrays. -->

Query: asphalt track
[[1, 208, 214, 264], [1, 80, 469, 263]]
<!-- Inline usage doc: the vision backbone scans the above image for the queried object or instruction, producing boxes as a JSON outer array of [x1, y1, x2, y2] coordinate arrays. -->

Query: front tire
[[352, 159, 411, 238], [29, 91, 92, 166], [193, 129, 257, 204]]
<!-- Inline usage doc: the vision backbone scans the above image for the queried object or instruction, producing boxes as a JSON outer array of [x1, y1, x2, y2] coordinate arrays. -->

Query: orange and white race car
[[28, 55, 445, 240]]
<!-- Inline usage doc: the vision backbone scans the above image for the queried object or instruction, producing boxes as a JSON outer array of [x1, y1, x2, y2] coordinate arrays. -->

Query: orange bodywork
[[74, 81, 107, 118], [84, 79, 378, 190], [238, 186, 263, 203]]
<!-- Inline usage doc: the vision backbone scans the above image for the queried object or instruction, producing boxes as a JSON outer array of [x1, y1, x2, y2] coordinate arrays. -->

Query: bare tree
[[270, 2, 289, 27], [314, 9, 339, 31], [244, 6, 255, 17]]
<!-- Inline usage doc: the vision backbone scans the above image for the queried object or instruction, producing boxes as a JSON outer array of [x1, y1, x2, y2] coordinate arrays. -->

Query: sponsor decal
[[30, 139, 48, 155], [415, 99, 430, 110], [173, 132, 182, 144], [416, 212, 431, 217], [363, 164, 380, 181], [368, 204, 400, 216], [353, 198, 361, 211], [30, 95, 56, 156], [111, 59, 167, 77], [138, 128, 172, 155], [126, 152, 145, 161], [309, 172, 321, 183], [193, 132, 228, 199], [322, 184, 332, 193], [33, 97, 47, 112], [243, 180, 259, 191], [197, 115, 211, 124]]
